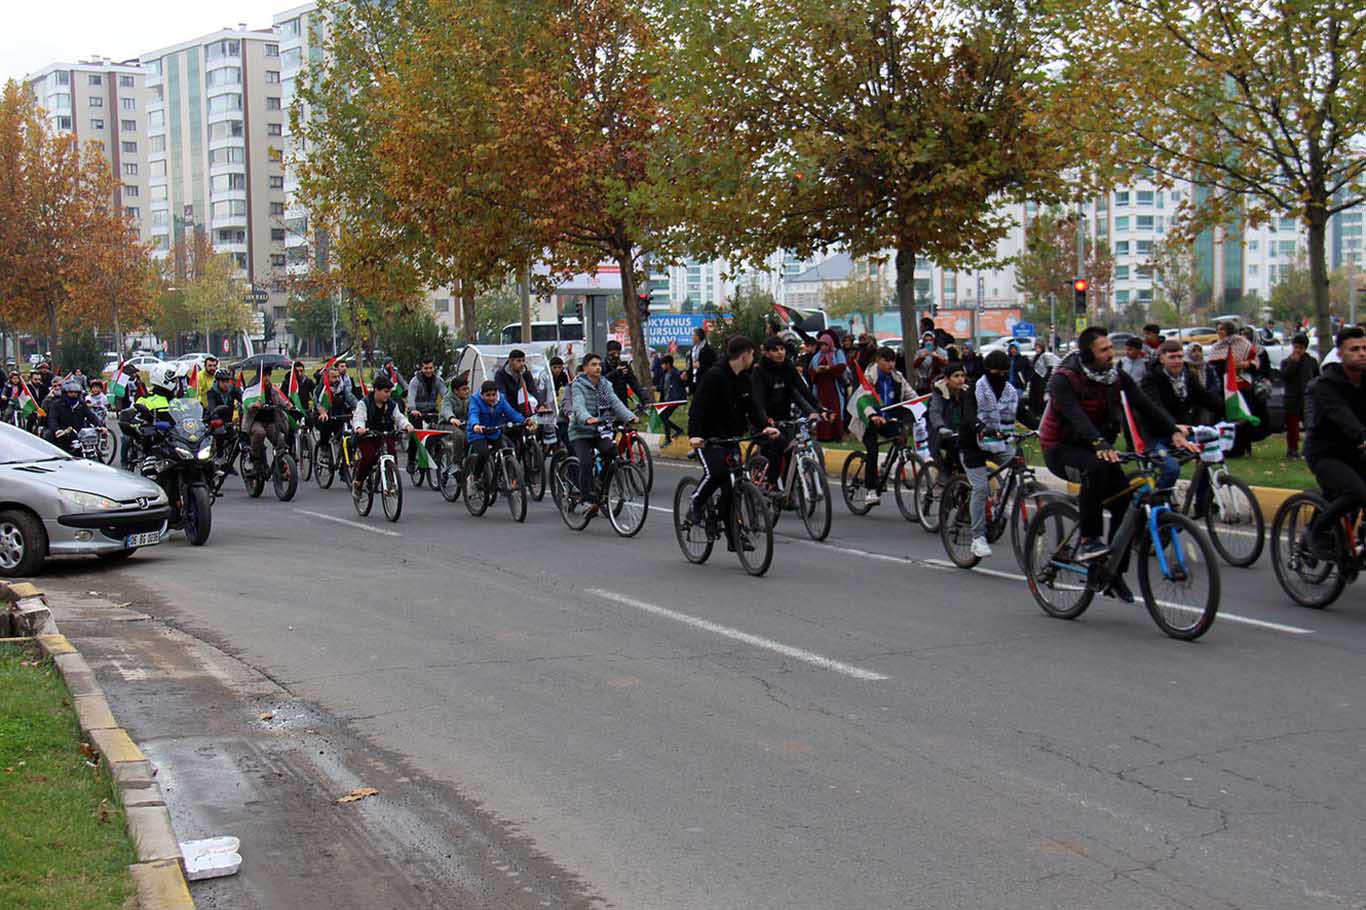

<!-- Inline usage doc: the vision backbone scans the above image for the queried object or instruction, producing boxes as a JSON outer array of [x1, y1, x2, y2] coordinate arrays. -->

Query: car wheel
[[0, 508, 48, 577]]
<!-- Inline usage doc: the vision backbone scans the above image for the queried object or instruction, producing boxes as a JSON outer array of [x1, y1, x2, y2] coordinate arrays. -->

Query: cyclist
[[46, 379, 98, 453], [334, 359, 358, 399], [604, 340, 645, 406], [289, 360, 315, 417], [205, 369, 242, 472], [959, 351, 1020, 557], [243, 370, 292, 478], [1139, 339, 1222, 512], [1039, 326, 1187, 602], [315, 366, 358, 454], [350, 375, 413, 496], [114, 360, 144, 410], [568, 353, 638, 503], [379, 357, 407, 404], [752, 337, 822, 490], [847, 345, 916, 506], [405, 356, 446, 475], [1304, 326, 1366, 556], [439, 372, 472, 468], [195, 356, 219, 406], [466, 379, 526, 490], [686, 336, 779, 550], [926, 360, 968, 469]]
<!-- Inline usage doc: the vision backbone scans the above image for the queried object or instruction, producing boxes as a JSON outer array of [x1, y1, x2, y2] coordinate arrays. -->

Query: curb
[[1, 581, 196, 910]]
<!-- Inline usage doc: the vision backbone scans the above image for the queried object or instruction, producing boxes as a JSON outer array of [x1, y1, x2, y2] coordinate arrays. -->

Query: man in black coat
[[1279, 334, 1318, 459], [1140, 339, 1224, 513], [1304, 326, 1366, 554]]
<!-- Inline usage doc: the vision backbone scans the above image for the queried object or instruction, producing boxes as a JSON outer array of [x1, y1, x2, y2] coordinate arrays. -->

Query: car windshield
[[0, 423, 71, 464]]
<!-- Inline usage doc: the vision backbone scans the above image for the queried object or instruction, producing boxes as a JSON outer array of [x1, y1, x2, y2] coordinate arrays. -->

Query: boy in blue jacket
[[466, 380, 526, 486]]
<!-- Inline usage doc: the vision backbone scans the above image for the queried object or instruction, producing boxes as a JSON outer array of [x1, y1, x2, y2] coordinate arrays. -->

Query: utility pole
[[974, 273, 985, 352], [1048, 292, 1057, 351]]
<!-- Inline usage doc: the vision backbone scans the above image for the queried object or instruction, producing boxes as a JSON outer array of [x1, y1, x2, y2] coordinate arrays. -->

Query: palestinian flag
[[285, 366, 304, 428], [1224, 350, 1260, 426], [846, 361, 883, 429], [771, 301, 816, 329], [410, 429, 449, 470], [108, 361, 128, 399], [881, 393, 931, 422], [15, 375, 39, 420], [384, 365, 406, 398], [242, 369, 267, 409], [185, 363, 199, 398], [646, 399, 687, 433], [1120, 389, 1146, 455]]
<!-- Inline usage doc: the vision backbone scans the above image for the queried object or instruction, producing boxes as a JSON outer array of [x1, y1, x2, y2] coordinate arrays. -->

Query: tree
[[73, 218, 159, 354], [1014, 207, 1117, 327], [287, 293, 336, 355], [664, 0, 1086, 353], [56, 327, 103, 377], [182, 253, 252, 343], [472, 282, 524, 344], [381, 312, 458, 377], [1147, 233, 1205, 328], [708, 286, 775, 352], [824, 272, 890, 334], [1071, 0, 1366, 352], [1267, 258, 1354, 326]]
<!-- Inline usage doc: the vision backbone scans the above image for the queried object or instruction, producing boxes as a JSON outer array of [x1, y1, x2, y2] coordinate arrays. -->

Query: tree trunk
[[111, 299, 123, 359], [45, 299, 59, 359], [1306, 205, 1332, 353], [518, 264, 532, 344], [895, 245, 918, 355], [460, 282, 477, 342], [617, 249, 653, 404]]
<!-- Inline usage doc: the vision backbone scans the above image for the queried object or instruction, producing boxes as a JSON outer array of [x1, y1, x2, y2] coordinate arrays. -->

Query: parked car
[[103, 353, 163, 377], [0, 422, 170, 576], [228, 353, 294, 376], [148, 353, 211, 385], [1162, 326, 1219, 345]]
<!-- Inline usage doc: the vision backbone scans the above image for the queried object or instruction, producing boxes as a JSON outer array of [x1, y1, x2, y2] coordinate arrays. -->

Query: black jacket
[[1139, 365, 1222, 433], [207, 384, 242, 416], [1279, 353, 1319, 413], [603, 355, 642, 405], [1305, 364, 1366, 463], [1041, 353, 1176, 451], [687, 361, 766, 441], [688, 342, 717, 390], [751, 358, 818, 422], [47, 396, 96, 437]]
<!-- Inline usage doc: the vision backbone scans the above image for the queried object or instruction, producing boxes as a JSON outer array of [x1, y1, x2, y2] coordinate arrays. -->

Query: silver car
[[0, 422, 170, 577]]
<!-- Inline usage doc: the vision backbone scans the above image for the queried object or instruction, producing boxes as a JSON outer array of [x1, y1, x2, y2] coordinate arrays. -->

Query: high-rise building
[[24, 60, 150, 239], [140, 28, 289, 329]]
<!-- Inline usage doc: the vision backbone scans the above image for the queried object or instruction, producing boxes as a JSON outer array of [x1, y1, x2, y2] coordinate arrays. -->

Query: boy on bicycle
[[568, 353, 638, 503], [466, 380, 526, 489], [846, 346, 916, 506], [351, 375, 413, 495], [1305, 326, 1366, 557], [962, 351, 1020, 558]]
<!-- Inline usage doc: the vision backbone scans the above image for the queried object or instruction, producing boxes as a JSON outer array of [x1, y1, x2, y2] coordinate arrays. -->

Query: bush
[[708, 287, 774, 352], [56, 329, 104, 378], [380, 311, 457, 378]]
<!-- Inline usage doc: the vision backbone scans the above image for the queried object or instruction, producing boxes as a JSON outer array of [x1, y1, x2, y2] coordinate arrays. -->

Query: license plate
[[125, 531, 163, 548]]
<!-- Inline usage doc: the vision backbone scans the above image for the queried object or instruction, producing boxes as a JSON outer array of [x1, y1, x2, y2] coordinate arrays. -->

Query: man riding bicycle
[[1039, 326, 1193, 603], [961, 351, 1020, 558], [350, 375, 413, 495], [1139, 339, 1223, 514], [926, 360, 968, 468], [847, 346, 916, 506], [439, 372, 472, 469], [405, 357, 446, 475], [568, 353, 637, 503], [206, 369, 243, 471], [466, 380, 526, 488], [686, 336, 780, 551], [315, 366, 359, 452], [752, 337, 822, 491], [244, 370, 292, 477], [1304, 326, 1366, 557]]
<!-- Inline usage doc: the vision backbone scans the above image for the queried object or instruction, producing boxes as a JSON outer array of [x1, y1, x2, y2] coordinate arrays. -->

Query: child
[[465, 380, 525, 487], [653, 355, 687, 443], [85, 379, 110, 422]]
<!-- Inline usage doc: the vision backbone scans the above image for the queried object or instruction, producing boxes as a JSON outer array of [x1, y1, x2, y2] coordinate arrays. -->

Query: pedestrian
[[1208, 321, 1259, 457], [910, 332, 947, 393], [1141, 323, 1163, 361], [1028, 339, 1059, 416], [960, 343, 982, 381], [684, 326, 715, 393], [1118, 336, 1149, 384], [653, 354, 687, 443], [1005, 342, 1029, 391], [1280, 333, 1318, 459], [808, 331, 848, 442]]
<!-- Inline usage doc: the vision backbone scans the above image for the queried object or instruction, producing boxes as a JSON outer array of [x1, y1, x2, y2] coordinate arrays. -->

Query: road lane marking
[[586, 588, 891, 681], [919, 558, 1314, 635], [293, 509, 403, 538]]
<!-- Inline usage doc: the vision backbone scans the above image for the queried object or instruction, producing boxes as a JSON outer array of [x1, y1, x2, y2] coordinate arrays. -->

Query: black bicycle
[[839, 429, 926, 524], [938, 430, 1059, 571], [407, 411, 444, 490], [463, 424, 527, 522], [1270, 490, 1365, 609], [555, 419, 649, 537], [746, 417, 832, 541], [673, 434, 774, 577], [313, 416, 352, 490]]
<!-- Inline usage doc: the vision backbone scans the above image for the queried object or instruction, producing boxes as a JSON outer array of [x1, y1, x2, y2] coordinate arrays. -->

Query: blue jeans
[[1149, 441, 1210, 511]]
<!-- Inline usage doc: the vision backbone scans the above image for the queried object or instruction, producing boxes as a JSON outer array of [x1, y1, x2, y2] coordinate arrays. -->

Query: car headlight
[[58, 489, 121, 511], [197, 440, 213, 460], [174, 445, 194, 459]]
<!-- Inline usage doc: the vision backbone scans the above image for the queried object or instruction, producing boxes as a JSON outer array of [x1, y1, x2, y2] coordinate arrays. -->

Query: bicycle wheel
[[915, 462, 944, 532], [353, 469, 374, 516], [893, 454, 919, 523], [381, 458, 403, 522], [795, 454, 832, 541], [273, 452, 299, 502], [629, 435, 654, 493], [1010, 480, 1055, 574], [439, 459, 462, 502], [1023, 499, 1094, 620], [1137, 511, 1220, 640], [502, 455, 527, 523], [524, 442, 546, 502], [1203, 473, 1265, 567], [548, 449, 565, 510], [1270, 492, 1346, 609], [242, 450, 265, 498], [841, 451, 873, 515], [938, 476, 980, 569], [556, 456, 592, 530], [425, 442, 444, 491], [97, 427, 118, 465], [298, 430, 314, 482], [314, 438, 335, 488], [673, 476, 713, 564], [731, 480, 774, 576], [606, 462, 648, 537], [464, 461, 491, 516]]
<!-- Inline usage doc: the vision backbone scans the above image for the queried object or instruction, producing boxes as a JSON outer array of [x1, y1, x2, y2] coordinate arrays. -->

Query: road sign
[[250, 312, 266, 339], [221, 337, 231, 354], [1012, 321, 1036, 339], [1075, 315, 1087, 334], [243, 287, 269, 304]]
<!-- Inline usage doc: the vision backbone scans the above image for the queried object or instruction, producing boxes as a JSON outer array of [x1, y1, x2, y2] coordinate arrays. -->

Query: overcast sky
[[3, 0, 288, 83]]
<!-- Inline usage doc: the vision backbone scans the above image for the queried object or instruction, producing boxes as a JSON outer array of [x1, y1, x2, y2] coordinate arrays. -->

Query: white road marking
[[293, 509, 403, 538], [586, 588, 890, 681]]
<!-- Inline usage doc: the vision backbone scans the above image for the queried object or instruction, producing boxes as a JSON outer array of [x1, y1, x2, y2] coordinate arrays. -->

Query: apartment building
[[24, 61, 150, 240], [139, 28, 289, 326]]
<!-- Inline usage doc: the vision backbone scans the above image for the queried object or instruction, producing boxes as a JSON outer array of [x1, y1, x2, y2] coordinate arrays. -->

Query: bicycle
[[437, 426, 466, 503], [617, 420, 654, 494], [1022, 450, 1221, 641], [240, 422, 299, 502], [463, 424, 527, 522], [508, 416, 546, 502], [938, 430, 1059, 572], [745, 417, 832, 541], [291, 419, 315, 484], [352, 429, 403, 522], [313, 416, 353, 490], [1168, 424, 1265, 567], [1270, 490, 1365, 609], [672, 434, 774, 577], [839, 428, 928, 525], [406, 410, 444, 490], [555, 419, 649, 537]]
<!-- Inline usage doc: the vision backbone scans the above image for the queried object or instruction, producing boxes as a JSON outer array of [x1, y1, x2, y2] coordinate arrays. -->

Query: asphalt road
[[36, 456, 1366, 909]]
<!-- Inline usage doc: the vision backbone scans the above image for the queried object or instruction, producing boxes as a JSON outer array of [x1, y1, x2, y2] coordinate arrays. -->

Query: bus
[[500, 319, 584, 344]]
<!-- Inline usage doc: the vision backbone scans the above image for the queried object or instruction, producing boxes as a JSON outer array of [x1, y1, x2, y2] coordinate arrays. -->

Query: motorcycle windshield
[[168, 399, 206, 442]]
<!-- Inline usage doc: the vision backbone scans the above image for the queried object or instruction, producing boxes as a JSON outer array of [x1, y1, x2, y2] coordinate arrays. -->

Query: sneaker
[[351, 479, 364, 496], [970, 537, 992, 558], [726, 535, 757, 553], [1286, 451, 1301, 460], [1104, 575, 1136, 603], [862, 489, 882, 506], [1075, 538, 1110, 562]]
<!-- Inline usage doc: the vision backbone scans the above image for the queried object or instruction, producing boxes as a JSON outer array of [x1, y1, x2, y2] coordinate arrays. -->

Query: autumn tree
[[1069, 0, 1366, 350], [824, 271, 891, 334], [182, 253, 252, 341], [1014, 207, 1116, 325], [74, 218, 159, 354], [1146, 233, 1208, 328], [663, 0, 1086, 350]]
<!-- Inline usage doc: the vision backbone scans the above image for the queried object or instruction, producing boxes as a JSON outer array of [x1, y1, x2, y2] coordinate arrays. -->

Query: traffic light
[[574, 300, 584, 322], [1072, 278, 1089, 315], [637, 292, 651, 322], [929, 299, 939, 317]]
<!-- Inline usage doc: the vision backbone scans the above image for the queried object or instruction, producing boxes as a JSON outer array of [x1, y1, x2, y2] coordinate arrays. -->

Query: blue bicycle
[[1022, 450, 1221, 640]]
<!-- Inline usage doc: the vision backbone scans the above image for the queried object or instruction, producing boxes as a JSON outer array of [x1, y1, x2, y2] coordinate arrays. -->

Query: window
[[90, 118, 105, 130], [89, 95, 103, 107], [89, 74, 102, 85], [1135, 265, 1153, 280], [232, 253, 248, 269], [287, 245, 308, 264], [1155, 192, 1164, 209], [146, 60, 161, 76], [1155, 216, 1165, 233], [279, 17, 301, 36], [211, 200, 247, 219], [210, 173, 246, 192], [1135, 215, 1154, 230], [1248, 264, 1259, 276], [1280, 216, 1297, 231], [1268, 264, 1278, 282], [150, 210, 168, 227], [209, 120, 244, 140], [55, 71, 69, 86], [1137, 288, 1153, 303], [147, 109, 164, 128], [206, 39, 241, 62], [216, 229, 246, 244], [148, 160, 166, 177], [265, 70, 281, 83], [265, 44, 280, 57], [122, 184, 138, 197], [1113, 240, 1129, 256], [269, 175, 284, 189], [151, 234, 168, 250], [1115, 265, 1130, 281], [1114, 191, 1129, 206], [267, 122, 283, 136], [266, 97, 282, 111], [1114, 216, 1130, 231], [125, 206, 139, 219], [207, 94, 242, 114], [206, 67, 241, 88], [210, 146, 246, 164], [122, 140, 137, 153], [270, 254, 287, 267], [123, 163, 138, 175], [47, 93, 72, 110], [120, 97, 135, 111], [1136, 239, 1153, 256], [119, 75, 135, 87], [1115, 289, 1130, 305], [270, 202, 285, 215], [56, 116, 72, 131], [281, 48, 303, 69], [433, 299, 450, 314], [150, 184, 168, 200], [1137, 190, 1154, 206], [1279, 240, 1296, 256], [271, 228, 286, 241], [267, 147, 283, 162], [1247, 238, 1258, 252]]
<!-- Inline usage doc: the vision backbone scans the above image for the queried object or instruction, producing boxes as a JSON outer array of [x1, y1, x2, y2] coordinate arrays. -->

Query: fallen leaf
[[31, 774, 47, 782], [97, 799, 111, 824], [335, 787, 378, 804], [2, 768, 13, 773], [258, 712, 274, 721], [80, 742, 98, 763]]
